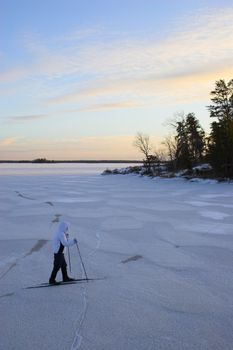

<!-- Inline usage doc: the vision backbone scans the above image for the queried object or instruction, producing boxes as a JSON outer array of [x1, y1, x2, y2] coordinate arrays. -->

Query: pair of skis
[[25, 278, 101, 289]]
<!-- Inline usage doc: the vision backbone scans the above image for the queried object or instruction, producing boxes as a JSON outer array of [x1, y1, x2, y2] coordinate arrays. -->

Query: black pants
[[49, 253, 68, 282]]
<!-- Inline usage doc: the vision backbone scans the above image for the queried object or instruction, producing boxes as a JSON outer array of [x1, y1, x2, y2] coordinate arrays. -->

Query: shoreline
[[102, 164, 233, 183]]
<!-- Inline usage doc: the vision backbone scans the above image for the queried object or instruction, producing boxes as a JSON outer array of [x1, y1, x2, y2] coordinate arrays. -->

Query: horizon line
[[0, 159, 143, 164]]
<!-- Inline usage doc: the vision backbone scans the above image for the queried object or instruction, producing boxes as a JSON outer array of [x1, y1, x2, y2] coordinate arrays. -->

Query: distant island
[[0, 159, 142, 164]]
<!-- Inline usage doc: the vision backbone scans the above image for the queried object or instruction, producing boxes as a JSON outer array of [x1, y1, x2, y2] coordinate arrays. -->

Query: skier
[[49, 221, 77, 285]]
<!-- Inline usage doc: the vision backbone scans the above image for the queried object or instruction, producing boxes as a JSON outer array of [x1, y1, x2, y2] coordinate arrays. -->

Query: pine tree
[[207, 79, 233, 178], [175, 118, 192, 170], [185, 113, 205, 165], [174, 113, 205, 170], [208, 79, 233, 120]]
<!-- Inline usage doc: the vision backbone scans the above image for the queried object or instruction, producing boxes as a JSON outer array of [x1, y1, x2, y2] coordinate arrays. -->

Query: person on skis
[[49, 221, 77, 285]]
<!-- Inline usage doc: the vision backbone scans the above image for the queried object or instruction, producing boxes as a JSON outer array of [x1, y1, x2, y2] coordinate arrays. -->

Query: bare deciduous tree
[[162, 135, 178, 170], [133, 132, 152, 161], [134, 132, 155, 174]]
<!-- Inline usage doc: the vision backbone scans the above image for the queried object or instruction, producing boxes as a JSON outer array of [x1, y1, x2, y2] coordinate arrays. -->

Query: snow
[[1, 164, 233, 350], [200, 211, 230, 220], [192, 163, 212, 171]]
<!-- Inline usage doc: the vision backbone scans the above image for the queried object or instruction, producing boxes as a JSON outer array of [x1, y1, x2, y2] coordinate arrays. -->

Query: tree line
[[134, 79, 233, 179]]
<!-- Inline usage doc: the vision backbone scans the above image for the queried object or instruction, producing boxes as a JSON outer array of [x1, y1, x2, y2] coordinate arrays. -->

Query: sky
[[1, 0, 233, 160]]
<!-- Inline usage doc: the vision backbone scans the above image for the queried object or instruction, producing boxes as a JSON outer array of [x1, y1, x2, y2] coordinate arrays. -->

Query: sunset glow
[[1, 0, 233, 160]]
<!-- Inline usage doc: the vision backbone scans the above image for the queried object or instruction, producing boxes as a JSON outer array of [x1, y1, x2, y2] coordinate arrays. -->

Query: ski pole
[[75, 242, 88, 280], [66, 233, 72, 273], [67, 246, 72, 273]]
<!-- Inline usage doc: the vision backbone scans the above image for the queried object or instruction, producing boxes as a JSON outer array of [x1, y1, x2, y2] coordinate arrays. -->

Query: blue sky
[[1, 0, 233, 160]]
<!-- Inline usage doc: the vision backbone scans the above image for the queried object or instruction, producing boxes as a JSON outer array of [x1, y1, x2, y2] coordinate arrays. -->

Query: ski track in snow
[[70, 285, 88, 350], [15, 190, 35, 200], [70, 231, 101, 350], [88, 232, 101, 257], [0, 292, 15, 299]]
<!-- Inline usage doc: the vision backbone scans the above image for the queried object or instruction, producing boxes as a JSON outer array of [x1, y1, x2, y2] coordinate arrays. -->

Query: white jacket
[[52, 221, 75, 254]]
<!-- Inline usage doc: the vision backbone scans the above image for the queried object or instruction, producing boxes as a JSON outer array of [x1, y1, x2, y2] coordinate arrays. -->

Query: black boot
[[63, 276, 76, 282], [49, 279, 60, 285]]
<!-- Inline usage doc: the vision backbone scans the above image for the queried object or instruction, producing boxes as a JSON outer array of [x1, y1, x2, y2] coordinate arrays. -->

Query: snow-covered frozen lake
[[1, 164, 233, 350]]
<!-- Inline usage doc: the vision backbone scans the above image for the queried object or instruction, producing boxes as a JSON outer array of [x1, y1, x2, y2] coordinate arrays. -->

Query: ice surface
[[200, 211, 230, 220], [1, 165, 233, 350]]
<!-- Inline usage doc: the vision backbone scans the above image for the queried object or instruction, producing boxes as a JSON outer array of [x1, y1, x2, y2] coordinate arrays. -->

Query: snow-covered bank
[[102, 163, 228, 184], [1, 170, 233, 349]]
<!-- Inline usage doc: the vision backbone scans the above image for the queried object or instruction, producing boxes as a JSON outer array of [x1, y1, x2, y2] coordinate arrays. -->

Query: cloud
[[72, 100, 143, 112], [1, 6, 233, 109], [0, 136, 28, 148], [0, 137, 22, 146], [5, 114, 47, 123], [42, 7, 233, 108], [48, 100, 142, 113], [47, 65, 233, 109]]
